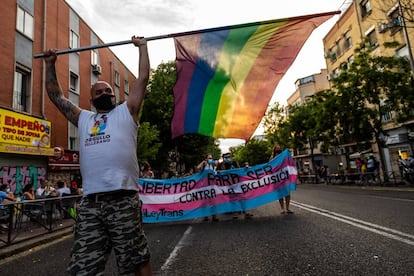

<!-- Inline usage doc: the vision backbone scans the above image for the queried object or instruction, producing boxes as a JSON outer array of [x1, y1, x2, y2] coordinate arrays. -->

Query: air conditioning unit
[[91, 64, 102, 75], [378, 23, 388, 33]]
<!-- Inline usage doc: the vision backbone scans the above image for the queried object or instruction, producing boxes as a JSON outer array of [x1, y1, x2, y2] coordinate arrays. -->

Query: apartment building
[[0, 0, 137, 189], [323, 0, 414, 175], [286, 69, 339, 174]]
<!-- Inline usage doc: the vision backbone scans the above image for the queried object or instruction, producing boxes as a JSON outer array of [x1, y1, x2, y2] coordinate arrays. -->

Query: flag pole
[[33, 10, 340, 59]]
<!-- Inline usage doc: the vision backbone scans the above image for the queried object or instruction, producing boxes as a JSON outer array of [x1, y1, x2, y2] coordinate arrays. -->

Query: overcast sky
[[65, 0, 352, 152]]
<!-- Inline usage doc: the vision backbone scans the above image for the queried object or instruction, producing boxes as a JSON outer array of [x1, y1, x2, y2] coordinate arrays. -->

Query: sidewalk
[[0, 218, 74, 260]]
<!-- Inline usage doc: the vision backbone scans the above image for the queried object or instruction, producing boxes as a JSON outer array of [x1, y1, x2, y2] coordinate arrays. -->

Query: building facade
[[286, 69, 339, 174], [0, 0, 137, 192], [323, 0, 414, 177]]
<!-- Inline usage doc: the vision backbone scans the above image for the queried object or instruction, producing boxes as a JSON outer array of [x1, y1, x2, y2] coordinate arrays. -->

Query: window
[[114, 71, 120, 87], [124, 79, 129, 94], [299, 76, 314, 85], [70, 72, 79, 93], [389, 8, 402, 34], [91, 50, 98, 65], [328, 47, 337, 62], [344, 31, 352, 49], [396, 46, 409, 58], [367, 31, 378, 48], [360, 0, 372, 18], [336, 40, 343, 57], [13, 68, 30, 112], [380, 100, 393, 122], [348, 55, 355, 65], [70, 30, 79, 49], [340, 62, 348, 71], [16, 6, 34, 39], [333, 68, 340, 78]]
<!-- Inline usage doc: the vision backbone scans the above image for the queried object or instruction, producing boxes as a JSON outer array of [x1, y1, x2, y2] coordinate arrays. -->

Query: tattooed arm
[[44, 49, 82, 127], [127, 36, 149, 122]]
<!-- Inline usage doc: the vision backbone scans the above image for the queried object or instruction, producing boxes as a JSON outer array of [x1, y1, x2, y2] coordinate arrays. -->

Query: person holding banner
[[198, 153, 219, 222], [217, 153, 254, 219], [270, 145, 294, 215], [43, 36, 152, 276], [197, 153, 216, 171]]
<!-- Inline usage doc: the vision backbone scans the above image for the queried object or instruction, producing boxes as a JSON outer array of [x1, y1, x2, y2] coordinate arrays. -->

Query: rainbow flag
[[171, 12, 338, 140]]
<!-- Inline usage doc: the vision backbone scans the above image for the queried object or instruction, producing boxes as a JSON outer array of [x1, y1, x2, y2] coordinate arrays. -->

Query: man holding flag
[[43, 36, 152, 276]]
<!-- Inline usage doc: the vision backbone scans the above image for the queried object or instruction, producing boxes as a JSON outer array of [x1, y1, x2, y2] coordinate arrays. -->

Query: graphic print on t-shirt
[[85, 114, 111, 146]]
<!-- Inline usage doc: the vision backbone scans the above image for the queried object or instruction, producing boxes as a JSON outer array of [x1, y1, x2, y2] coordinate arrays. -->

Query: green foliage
[[137, 122, 161, 162], [232, 139, 271, 166], [331, 39, 414, 144]]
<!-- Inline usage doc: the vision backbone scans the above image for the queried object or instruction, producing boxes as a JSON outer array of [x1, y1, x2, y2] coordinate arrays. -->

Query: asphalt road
[[1, 184, 413, 275]]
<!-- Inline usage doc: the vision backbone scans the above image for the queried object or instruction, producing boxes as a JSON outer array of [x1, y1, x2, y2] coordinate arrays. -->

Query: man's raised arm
[[44, 49, 82, 127], [127, 36, 150, 122]]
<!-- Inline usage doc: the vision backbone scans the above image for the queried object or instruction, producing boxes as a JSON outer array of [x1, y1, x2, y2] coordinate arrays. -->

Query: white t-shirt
[[57, 187, 71, 197], [36, 186, 56, 198], [78, 102, 139, 196]]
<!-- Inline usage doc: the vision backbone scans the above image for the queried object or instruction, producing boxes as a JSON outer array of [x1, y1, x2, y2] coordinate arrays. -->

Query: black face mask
[[93, 94, 116, 111]]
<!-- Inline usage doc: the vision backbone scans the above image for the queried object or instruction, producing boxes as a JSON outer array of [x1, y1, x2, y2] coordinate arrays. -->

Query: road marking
[[160, 226, 192, 272], [368, 195, 414, 203], [291, 201, 414, 246]]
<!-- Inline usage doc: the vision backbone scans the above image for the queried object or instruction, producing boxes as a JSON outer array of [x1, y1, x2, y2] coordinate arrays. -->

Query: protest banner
[[139, 149, 297, 223]]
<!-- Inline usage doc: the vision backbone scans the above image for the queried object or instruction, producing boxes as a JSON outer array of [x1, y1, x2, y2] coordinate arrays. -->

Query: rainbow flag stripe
[[171, 12, 336, 140]]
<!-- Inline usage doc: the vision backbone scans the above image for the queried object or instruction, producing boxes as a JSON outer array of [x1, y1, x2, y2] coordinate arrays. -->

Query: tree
[[330, 40, 414, 180], [141, 62, 176, 171], [232, 139, 271, 166], [137, 122, 161, 162], [262, 101, 291, 148]]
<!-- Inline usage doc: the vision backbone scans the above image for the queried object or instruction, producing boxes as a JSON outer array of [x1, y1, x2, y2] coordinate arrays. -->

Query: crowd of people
[[0, 178, 82, 231]]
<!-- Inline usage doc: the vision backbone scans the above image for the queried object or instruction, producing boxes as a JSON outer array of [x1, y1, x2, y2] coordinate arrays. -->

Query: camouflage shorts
[[67, 193, 151, 275]]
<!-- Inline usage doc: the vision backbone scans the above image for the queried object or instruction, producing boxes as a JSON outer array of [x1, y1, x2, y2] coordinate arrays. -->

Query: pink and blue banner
[[139, 149, 297, 223]]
